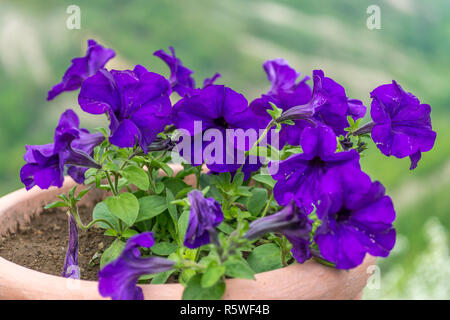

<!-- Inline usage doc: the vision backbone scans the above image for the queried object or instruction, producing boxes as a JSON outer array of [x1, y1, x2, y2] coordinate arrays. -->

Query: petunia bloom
[[244, 201, 313, 263], [270, 124, 361, 212], [263, 59, 312, 109], [173, 85, 268, 179], [251, 63, 366, 147], [314, 174, 396, 269], [78, 65, 172, 152], [98, 232, 175, 300], [20, 109, 103, 190], [369, 81, 436, 170], [47, 39, 115, 100], [279, 70, 362, 139], [154, 46, 220, 97], [249, 59, 312, 147], [184, 190, 224, 249], [62, 215, 80, 279]]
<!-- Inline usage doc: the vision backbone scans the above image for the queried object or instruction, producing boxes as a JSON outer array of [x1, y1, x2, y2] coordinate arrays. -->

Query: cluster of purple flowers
[[21, 39, 436, 299]]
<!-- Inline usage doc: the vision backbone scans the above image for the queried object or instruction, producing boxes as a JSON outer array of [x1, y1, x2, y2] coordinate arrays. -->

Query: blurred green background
[[0, 0, 449, 299]]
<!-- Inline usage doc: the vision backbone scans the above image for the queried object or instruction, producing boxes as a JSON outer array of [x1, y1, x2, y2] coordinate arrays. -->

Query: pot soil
[[0, 171, 377, 300], [0, 206, 113, 281]]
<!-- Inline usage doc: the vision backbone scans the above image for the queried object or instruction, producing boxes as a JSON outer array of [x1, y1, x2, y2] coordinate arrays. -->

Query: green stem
[[114, 172, 119, 194], [246, 120, 275, 158], [119, 148, 141, 170], [261, 193, 274, 217], [179, 259, 206, 271], [70, 207, 116, 231], [281, 236, 288, 267], [105, 171, 118, 196]]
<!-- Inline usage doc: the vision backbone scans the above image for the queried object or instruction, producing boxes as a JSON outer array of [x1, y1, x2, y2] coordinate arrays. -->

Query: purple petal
[[48, 40, 115, 100]]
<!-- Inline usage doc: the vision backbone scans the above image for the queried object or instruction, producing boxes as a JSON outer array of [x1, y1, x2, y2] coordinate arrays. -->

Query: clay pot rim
[[0, 171, 376, 300]]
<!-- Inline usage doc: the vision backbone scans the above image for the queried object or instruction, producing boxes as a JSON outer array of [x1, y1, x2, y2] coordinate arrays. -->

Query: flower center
[[335, 207, 352, 222], [213, 116, 229, 128], [310, 156, 325, 167]]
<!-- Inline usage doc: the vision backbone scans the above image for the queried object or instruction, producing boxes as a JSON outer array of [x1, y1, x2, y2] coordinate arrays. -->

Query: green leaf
[[151, 270, 175, 284], [182, 274, 226, 300], [166, 189, 179, 237], [154, 181, 165, 194], [217, 221, 234, 235], [121, 166, 149, 190], [153, 160, 174, 177], [69, 186, 77, 199], [100, 239, 126, 268], [175, 186, 194, 199], [44, 201, 68, 209], [163, 177, 189, 196], [231, 171, 244, 188], [103, 162, 120, 172], [75, 187, 91, 201], [121, 229, 139, 239], [201, 263, 226, 288], [105, 193, 139, 226], [136, 195, 167, 222], [104, 229, 118, 237], [247, 244, 282, 273], [252, 174, 276, 189], [178, 210, 190, 244], [180, 269, 197, 285], [94, 127, 109, 138], [93, 201, 121, 230], [247, 188, 268, 216], [224, 259, 255, 280], [151, 242, 178, 256]]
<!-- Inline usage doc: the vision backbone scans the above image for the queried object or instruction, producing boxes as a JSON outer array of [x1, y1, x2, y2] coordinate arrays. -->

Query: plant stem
[[69, 207, 116, 231], [105, 171, 118, 196], [261, 193, 274, 217]]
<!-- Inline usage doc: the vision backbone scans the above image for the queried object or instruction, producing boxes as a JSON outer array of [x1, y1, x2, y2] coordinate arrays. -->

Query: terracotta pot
[[0, 166, 376, 300]]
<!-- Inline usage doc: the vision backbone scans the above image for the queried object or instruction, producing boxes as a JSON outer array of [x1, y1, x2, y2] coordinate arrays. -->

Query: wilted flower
[[47, 39, 115, 100], [154, 46, 220, 97], [184, 190, 224, 249], [20, 109, 103, 190], [369, 81, 436, 170], [314, 175, 396, 269], [62, 215, 80, 279], [98, 232, 175, 300], [270, 125, 361, 212], [244, 201, 313, 263], [78, 65, 172, 152]]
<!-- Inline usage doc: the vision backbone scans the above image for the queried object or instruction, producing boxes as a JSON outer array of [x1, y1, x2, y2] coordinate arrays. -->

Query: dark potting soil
[[0, 206, 113, 281]]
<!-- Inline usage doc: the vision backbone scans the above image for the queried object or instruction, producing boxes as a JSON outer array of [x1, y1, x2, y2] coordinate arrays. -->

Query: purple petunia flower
[[369, 81, 436, 170], [47, 39, 115, 100], [244, 201, 313, 263], [62, 215, 80, 279], [249, 59, 312, 147], [20, 109, 103, 190], [263, 59, 312, 109], [173, 85, 268, 179], [98, 232, 175, 300], [280, 70, 364, 140], [154, 46, 220, 97], [78, 65, 172, 152], [251, 61, 366, 147], [314, 173, 396, 269], [184, 190, 224, 249], [270, 125, 361, 212]]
